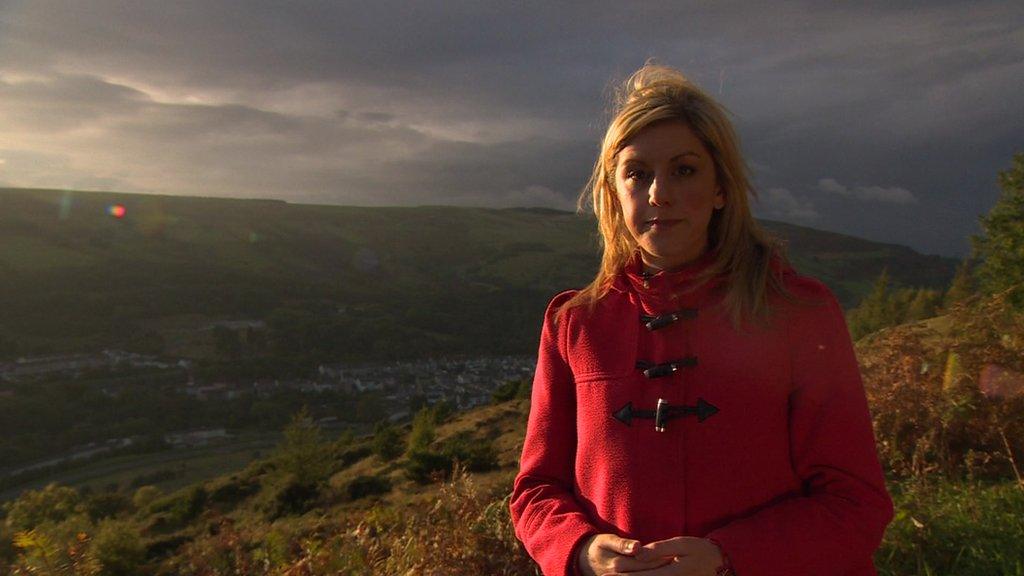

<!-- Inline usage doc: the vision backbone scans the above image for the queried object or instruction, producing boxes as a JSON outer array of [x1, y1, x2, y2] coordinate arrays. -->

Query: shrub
[[82, 492, 131, 523], [340, 464, 539, 575], [431, 399, 456, 423], [406, 408, 437, 455], [859, 288, 1024, 480], [131, 485, 162, 511], [442, 432, 498, 473], [147, 485, 207, 530], [3, 483, 81, 532], [345, 475, 392, 501], [371, 421, 404, 461], [491, 378, 531, 403], [405, 449, 451, 484], [206, 475, 260, 511], [256, 474, 321, 521], [91, 519, 146, 576]]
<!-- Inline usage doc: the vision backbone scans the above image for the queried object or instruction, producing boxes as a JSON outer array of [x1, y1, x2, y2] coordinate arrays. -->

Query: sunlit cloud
[[817, 178, 918, 205], [756, 187, 819, 221], [0, 1, 1020, 256]]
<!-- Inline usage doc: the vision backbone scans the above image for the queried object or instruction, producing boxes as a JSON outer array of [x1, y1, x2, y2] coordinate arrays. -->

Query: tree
[[372, 421, 404, 461], [847, 271, 943, 340], [905, 288, 941, 322], [847, 269, 893, 340], [273, 406, 332, 486], [943, 258, 977, 310], [972, 152, 1024, 309], [406, 407, 437, 455]]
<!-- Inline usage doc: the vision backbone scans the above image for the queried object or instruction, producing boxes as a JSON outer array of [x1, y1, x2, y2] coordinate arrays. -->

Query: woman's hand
[[577, 534, 672, 576], [598, 536, 725, 576]]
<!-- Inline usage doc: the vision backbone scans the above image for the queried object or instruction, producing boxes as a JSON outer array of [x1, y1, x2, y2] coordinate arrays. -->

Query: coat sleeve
[[510, 292, 600, 576], [705, 285, 894, 576]]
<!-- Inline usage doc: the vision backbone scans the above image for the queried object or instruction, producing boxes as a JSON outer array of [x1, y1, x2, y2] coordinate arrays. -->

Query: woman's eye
[[676, 165, 695, 176], [625, 169, 649, 182]]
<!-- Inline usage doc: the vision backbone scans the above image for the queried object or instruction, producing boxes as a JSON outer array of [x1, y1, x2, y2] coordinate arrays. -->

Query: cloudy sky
[[1, 1, 1021, 257]]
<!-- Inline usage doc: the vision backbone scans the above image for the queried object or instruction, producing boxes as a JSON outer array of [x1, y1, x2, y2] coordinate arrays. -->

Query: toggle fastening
[[639, 308, 698, 331], [635, 357, 698, 378], [612, 397, 720, 431]]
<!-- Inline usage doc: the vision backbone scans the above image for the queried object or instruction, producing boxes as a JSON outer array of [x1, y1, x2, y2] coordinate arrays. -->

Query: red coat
[[510, 249, 894, 576]]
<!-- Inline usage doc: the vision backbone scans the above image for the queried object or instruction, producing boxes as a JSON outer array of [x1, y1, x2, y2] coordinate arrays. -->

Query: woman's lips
[[646, 218, 682, 229]]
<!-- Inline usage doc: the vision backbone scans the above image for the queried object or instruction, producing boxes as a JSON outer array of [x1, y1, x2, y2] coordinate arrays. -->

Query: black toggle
[[612, 397, 720, 431], [635, 357, 698, 378], [640, 308, 698, 331]]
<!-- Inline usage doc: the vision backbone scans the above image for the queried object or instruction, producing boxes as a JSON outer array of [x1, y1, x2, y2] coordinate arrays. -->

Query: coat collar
[[610, 246, 795, 312], [612, 247, 726, 311]]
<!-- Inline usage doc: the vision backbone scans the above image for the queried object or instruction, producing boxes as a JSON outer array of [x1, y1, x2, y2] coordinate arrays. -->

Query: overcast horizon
[[2, 1, 1022, 258]]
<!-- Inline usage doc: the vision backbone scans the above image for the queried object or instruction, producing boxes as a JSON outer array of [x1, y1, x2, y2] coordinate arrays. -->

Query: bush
[[132, 485, 162, 510], [206, 475, 260, 510], [371, 421, 404, 461], [442, 432, 498, 473], [147, 485, 207, 529], [859, 288, 1024, 480], [82, 491, 131, 523], [257, 474, 321, 521], [431, 399, 456, 423], [3, 483, 81, 532], [92, 518, 146, 576], [491, 378, 531, 403], [406, 408, 437, 455], [337, 465, 538, 575], [405, 449, 452, 484], [345, 475, 392, 501]]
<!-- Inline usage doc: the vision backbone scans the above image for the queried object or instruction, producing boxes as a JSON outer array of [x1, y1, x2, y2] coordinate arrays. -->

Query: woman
[[510, 63, 894, 576]]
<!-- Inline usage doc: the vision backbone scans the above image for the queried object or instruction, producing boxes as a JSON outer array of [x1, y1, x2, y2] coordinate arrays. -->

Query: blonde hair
[[560, 62, 802, 330]]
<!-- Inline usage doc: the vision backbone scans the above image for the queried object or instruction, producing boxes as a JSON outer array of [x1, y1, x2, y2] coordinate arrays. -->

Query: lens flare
[[979, 363, 1024, 399], [108, 204, 127, 218]]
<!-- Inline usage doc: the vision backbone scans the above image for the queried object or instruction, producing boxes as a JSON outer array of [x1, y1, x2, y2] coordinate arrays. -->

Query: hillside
[[0, 187, 957, 363], [3, 277, 1024, 573], [1, 396, 540, 575]]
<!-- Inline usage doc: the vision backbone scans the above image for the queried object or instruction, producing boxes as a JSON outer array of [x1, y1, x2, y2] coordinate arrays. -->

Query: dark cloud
[[1, 1, 1022, 256]]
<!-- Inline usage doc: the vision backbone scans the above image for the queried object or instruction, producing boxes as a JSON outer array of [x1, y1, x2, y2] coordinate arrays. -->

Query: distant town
[[0, 350, 536, 481], [1, 349, 534, 409]]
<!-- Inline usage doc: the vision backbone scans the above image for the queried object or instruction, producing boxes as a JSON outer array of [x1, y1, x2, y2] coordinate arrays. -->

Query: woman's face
[[613, 120, 724, 272]]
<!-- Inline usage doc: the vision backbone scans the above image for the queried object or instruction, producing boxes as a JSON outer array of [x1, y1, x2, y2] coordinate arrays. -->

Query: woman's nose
[[648, 175, 672, 206]]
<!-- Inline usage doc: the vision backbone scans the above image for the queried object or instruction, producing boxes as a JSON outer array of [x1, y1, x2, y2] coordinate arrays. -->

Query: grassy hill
[[0, 187, 957, 363], [4, 278, 1022, 575], [3, 278, 1024, 573], [2, 380, 1021, 575]]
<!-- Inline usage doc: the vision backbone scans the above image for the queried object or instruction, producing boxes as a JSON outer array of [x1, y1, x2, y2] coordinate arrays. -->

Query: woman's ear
[[714, 186, 725, 210]]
